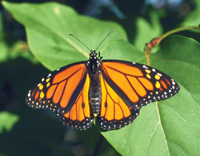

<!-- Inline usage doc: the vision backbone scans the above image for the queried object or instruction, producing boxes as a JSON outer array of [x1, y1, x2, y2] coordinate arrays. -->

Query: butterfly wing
[[25, 62, 88, 114], [99, 60, 180, 129], [57, 74, 94, 130], [98, 73, 140, 130], [26, 62, 94, 130], [101, 60, 180, 108]]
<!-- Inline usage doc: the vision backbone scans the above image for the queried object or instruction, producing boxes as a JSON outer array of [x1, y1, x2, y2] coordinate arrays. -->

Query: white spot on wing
[[143, 65, 148, 69], [47, 73, 51, 77], [152, 68, 156, 72], [28, 93, 31, 97], [157, 73, 162, 76]]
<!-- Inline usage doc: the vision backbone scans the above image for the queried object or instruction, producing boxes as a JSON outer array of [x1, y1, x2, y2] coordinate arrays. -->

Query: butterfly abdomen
[[89, 73, 101, 115]]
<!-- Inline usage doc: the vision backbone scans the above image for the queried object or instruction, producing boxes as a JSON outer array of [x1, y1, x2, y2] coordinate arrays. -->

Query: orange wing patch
[[57, 74, 94, 130], [25, 63, 87, 114], [98, 74, 140, 130], [101, 61, 180, 108]]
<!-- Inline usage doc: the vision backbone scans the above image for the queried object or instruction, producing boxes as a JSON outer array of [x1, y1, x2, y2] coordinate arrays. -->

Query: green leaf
[[0, 40, 9, 62], [133, 10, 163, 51], [2, 1, 127, 71], [102, 39, 145, 61], [0, 11, 9, 63], [101, 35, 200, 156], [0, 111, 20, 133], [9, 41, 37, 63], [181, 0, 200, 26]]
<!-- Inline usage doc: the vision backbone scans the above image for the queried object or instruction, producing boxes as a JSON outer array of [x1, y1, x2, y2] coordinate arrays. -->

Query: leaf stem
[[157, 26, 200, 45], [145, 25, 200, 65]]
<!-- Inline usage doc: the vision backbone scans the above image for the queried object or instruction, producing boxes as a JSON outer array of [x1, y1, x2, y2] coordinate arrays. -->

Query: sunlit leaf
[[3, 1, 127, 71]]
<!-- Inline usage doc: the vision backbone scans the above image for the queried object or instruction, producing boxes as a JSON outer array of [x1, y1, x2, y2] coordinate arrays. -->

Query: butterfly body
[[26, 48, 180, 130], [87, 51, 102, 115]]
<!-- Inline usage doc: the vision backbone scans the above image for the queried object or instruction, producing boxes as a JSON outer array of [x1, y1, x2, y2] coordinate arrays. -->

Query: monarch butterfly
[[25, 31, 180, 130]]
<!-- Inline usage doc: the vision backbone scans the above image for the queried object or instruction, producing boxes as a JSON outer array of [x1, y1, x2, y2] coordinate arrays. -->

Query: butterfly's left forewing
[[25, 62, 87, 114]]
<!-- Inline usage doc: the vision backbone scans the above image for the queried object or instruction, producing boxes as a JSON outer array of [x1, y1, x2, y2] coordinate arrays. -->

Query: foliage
[[0, 1, 200, 156]]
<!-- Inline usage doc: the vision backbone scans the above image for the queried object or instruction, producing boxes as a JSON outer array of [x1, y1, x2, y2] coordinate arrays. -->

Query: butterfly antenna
[[69, 34, 91, 52], [95, 30, 113, 51]]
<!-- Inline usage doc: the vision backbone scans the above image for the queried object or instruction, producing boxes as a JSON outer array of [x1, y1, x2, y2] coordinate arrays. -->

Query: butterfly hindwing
[[25, 62, 87, 114], [98, 73, 140, 130], [57, 74, 94, 130], [101, 60, 180, 109]]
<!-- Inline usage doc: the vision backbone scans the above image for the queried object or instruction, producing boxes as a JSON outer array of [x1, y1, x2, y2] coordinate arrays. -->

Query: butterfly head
[[89, 50, 98, 59], [70, 31, 112, 74], [88, 50, 102, 74], [89, 50, 102, 60]]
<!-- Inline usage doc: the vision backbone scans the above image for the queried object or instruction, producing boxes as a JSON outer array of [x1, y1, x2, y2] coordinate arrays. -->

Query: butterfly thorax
[[88, 51, 102, 74], [87, 51, 102, 116]]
